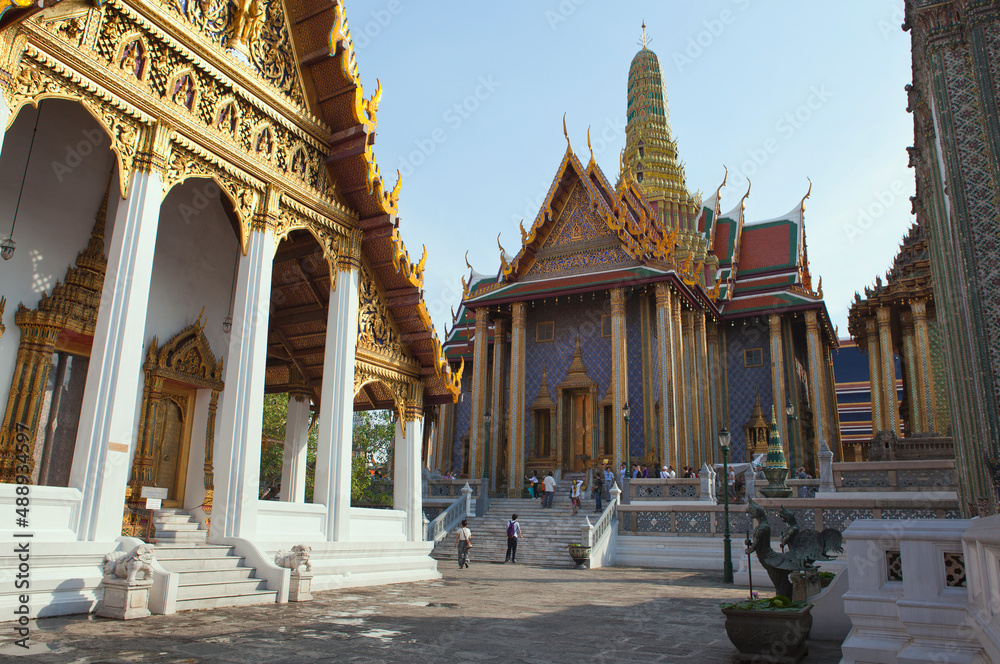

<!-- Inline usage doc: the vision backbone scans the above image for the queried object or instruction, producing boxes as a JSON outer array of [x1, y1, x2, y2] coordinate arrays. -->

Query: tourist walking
[[455, 519, 472, 569], [526, 470, 539, 498], [603, 464, 614, 497], [618, 462, 627, 485], [542, 472, 556, 508], [504, 514, 522, 563], [592, 468, 604, 512], [570, 478, 583, 515]]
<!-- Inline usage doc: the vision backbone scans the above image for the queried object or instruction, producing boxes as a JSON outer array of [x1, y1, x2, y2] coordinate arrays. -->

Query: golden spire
[[639, 21, 648, 48]]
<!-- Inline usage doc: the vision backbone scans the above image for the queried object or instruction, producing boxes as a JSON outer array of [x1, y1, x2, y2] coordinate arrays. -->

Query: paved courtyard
[[4, 564, 843, 663]]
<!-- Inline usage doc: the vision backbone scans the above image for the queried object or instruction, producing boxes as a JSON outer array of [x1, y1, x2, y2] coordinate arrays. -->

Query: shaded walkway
[[6, 564, 843, 663]]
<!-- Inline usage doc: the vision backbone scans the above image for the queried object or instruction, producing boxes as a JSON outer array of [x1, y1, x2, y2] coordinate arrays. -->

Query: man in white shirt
[[542, 472, 556, 508], [455, 519, 472, 569], [570, 479, 583, 515], [504, 514, 522, 563]]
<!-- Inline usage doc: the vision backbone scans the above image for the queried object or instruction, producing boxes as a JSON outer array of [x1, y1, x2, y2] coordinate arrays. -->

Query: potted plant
[[720, 594, 813, 664], [565, 543, 590, 568]]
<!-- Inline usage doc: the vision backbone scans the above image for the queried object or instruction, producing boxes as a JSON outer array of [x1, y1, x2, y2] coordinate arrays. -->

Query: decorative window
[[601, 315, 612, 338], [744, 348, 763, 368], [536, 321, 554, 343], [535, 410, 551, 457], [944, 552, 966, 587], [886, 550, 903, 582]]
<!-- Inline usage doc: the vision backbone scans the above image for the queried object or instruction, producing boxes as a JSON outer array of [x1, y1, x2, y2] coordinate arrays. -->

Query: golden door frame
[[151, 383, 196, 507], [554, 337, 598, 473], [127, 313, 224, 509]]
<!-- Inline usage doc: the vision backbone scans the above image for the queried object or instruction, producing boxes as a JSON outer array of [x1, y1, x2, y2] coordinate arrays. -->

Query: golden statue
[[228, 0, 265, 55]]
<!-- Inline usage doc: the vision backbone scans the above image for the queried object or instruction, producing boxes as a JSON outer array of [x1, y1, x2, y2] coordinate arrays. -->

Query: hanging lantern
[[0, 238, 14, 261], [222, 315, 232, 334]]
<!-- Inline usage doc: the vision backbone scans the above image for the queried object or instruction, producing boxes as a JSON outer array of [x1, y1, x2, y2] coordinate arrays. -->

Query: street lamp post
[[482, 410, 492, 491], [623, 401, 630, 483], [786, 398, 799, 475], [719, 426, 733, 584]]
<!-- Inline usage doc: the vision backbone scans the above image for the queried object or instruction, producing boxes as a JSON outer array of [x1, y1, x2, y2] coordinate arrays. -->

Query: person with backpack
[[504, 514, 522, 563], [454, 519, 472, 569]]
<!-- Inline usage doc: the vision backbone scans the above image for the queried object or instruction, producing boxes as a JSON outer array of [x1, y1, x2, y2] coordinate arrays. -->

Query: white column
[[210, 188, 277, 542], [393, 414, 424, 542], [69, 126, 168, 542], [280, 395, 311, 503], [314, 231, 361, 542]]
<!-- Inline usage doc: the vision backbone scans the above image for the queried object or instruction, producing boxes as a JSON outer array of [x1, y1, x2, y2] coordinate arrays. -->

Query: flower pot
[[721, 603, 813, 664], [567, 545, 590, 567]]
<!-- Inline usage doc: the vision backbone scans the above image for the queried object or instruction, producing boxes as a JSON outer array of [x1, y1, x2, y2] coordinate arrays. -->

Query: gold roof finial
[[562, 112, 571, 152], [639, 21, 649, 48], [587, 126, 594, 165]]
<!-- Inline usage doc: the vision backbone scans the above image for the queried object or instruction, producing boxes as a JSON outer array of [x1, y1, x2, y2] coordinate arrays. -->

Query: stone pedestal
[[760, 466, 793, 498], [816, 439, 835, 493], [790, 569, 821, 603], [288, 571, 313, 602], [97, 578, 153, 620]]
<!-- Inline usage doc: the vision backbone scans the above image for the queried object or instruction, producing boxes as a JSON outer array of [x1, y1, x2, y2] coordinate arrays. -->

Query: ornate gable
[[523, 177, 634, 280], [158, 0, 304, 105]]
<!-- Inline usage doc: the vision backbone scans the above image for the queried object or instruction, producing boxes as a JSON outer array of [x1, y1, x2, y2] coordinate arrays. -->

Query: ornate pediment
[[144, 311, 224, 390], [158, 0, 304, 105], [356, 263, 418, 374], [524, 182, 634, 281]]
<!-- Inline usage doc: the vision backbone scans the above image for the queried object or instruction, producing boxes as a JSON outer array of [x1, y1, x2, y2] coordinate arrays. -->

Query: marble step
[[152, 520, 201, 531], [162, 556, 249, 572], [177, 578, 269, 601], [173, 567, 257, 584], [174, 590, 278, 612], [152, 513, 196, 525], [154, 545, 236, 559], [153, 531, 209, 544]]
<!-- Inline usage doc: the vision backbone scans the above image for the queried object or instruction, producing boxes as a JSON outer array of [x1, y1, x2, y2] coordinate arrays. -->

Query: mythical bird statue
[[778, 506, 844, 569], [745, 498, 798, 598]]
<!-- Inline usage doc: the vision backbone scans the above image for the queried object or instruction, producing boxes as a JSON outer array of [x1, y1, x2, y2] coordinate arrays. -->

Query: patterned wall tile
[[724, 320, 773, 462]]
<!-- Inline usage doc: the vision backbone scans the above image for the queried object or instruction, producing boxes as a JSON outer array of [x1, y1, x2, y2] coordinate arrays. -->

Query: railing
[[787, 479, 820, 498], [628, 478, 701, 501], [425, 483, 474, 542], [427, 479, 481, 497], [587, 493, 618, 547], [834, 459, 957, 491], [618, 494, 962, 537]]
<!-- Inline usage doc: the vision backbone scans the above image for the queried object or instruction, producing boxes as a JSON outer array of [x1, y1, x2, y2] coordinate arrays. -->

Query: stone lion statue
[[274, 544, 312, 573], [103, 544, 155, 584]]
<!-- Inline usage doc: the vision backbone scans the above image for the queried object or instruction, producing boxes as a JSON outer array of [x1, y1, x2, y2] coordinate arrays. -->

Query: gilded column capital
[[804, 308, 819, 331], [876, 305, 892, 326], [474, 306, 490, 325], [133, 121, 172, 176], [511, 301, 526, 327], [911, 298, 928, 321], [654, 282, 671, 307], [611, 287, 626, 317], [335, 227, 363, 273], [900, 310, 914, 332], [250, 185, 282, 234], [403, 382, 425, 422], [705, 320, 718, 342], [768, 313, 782, 333], [865, 317, 878, 336]]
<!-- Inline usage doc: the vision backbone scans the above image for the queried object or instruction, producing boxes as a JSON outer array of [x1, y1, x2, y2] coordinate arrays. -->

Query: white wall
[[0, 100, 116, 411]]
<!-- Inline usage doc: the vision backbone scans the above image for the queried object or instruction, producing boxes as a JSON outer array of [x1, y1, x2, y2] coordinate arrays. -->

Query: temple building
[[431, 35, 842, 496], [0, 0, 460, 617], [845, 219, 952, 460]]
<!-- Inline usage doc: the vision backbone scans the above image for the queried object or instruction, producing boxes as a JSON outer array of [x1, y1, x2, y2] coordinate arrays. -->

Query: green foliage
[[259, 393, 318, 501], [720, 595, 809, 611], [351, 410, 395, 507]]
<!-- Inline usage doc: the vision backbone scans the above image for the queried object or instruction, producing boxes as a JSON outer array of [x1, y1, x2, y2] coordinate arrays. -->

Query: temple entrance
[[150, 385, 196, 506], [562, 389, 592, 472]]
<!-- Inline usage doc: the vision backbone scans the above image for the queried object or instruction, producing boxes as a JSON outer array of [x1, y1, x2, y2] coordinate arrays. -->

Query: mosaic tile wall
[[625, 294, 651, 459], [723, 319, 773, 463], [523, 294, 613, 460], [450, 370, 473, 473]]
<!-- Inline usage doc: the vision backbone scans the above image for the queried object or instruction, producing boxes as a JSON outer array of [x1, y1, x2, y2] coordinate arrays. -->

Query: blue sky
[[345, 0, 915, 337]]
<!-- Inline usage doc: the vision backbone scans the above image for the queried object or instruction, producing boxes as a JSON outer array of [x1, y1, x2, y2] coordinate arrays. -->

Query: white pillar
[[314, 231, 361, 542], [394, 415, 424, 542], [69, 129, 167, 542], [210, 188, 278, 542], [280, 395, 311, 503]]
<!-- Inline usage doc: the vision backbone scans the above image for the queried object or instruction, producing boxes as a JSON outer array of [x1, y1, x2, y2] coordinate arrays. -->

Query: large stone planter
[[567, 545, 590, 568], [721, 604, 813, 663]]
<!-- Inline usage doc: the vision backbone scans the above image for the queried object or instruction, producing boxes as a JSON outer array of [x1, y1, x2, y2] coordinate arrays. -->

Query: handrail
[[425, 483, 473, 541], [587, 493, 618, 547]]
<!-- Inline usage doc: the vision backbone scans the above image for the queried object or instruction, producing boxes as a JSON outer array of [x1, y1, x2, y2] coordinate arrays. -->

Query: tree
[[259, 393, 318, 501], [351, 410, 394, 506]]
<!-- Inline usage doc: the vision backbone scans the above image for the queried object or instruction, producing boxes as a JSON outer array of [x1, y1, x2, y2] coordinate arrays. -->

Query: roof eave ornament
[[562, 112, 572, 154]]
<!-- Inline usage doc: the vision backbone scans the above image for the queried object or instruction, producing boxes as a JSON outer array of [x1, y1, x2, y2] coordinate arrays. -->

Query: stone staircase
[[431, 475, 601, 567], [150, 508, 277, 611]]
